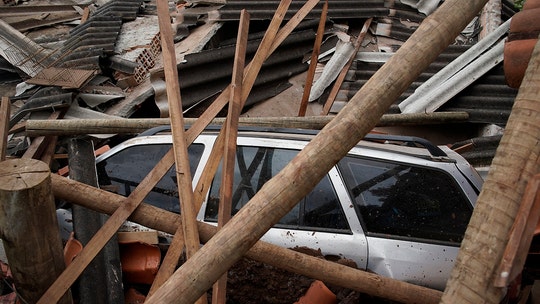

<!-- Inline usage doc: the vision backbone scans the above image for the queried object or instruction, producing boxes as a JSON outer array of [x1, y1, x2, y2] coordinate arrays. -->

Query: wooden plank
[[212, 9, 249, 304], [117, 231, 159, 245], [0, 97, 9, 161], [494, 173, 540, 287], [321, 17, 372, 115], [298, 0, 327, 117], [147, 1, 205, 302]]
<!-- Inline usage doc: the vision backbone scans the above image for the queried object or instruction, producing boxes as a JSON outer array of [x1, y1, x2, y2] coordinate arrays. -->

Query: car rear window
[[204, 146, 351, 233], [338, 156, 472, 243], [97, 143, 204, 213]]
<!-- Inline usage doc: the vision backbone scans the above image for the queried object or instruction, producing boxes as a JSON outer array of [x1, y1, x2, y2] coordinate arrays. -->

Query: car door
[[198, 136, 368, 270], [337, 154, 476, 290]]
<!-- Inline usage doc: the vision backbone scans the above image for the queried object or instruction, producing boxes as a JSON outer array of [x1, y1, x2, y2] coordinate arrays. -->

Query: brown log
[[0, 159, 71, 304], [298, 0, 327, 117], [441, 34, 540, 304], [25, 112, 470, 136], [50, 173, 443, 304], [144, 0, 491, 301], [0, 97, 9, 161]]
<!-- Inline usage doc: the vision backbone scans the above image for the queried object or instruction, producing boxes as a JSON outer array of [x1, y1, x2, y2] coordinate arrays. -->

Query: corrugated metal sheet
[[211, 0, 426, 22], [171, 28, 316, 111], [335, 44, 518, 126]]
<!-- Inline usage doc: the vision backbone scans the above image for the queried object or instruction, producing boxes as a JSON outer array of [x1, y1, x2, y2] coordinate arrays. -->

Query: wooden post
[[68, 138, 124, 304], [144, 0, 492, 301], [50, 173, 443, 304], [0, 158, 72, 304]]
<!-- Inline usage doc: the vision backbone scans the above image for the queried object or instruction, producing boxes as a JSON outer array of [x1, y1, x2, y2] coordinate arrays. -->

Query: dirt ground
[[203, 247, 397, 304]]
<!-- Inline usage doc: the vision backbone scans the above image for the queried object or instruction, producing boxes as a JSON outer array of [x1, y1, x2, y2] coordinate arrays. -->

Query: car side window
[[205, 146, 350, 233], [337, 156, 472, 243], [96, 143, 204, 213]]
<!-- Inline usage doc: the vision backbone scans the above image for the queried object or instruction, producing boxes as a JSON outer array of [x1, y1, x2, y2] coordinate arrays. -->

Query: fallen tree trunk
[[50, 173, 442, 304], [24, 112, 470, 136], [144, 0, 490, 302]]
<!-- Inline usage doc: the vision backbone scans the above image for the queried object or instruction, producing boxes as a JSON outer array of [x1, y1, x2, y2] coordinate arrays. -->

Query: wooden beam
[[321, 17, 372, 115], [50, 173, 443, 304], [0, 97, 9, 161], [148, 1, 204, 302], [212, 9, 249, 304], [298, 0, 327, 117]]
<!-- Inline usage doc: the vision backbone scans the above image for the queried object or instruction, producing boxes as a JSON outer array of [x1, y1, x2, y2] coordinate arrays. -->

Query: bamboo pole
[[0, 159, 72, 304], [50, 173, 443, 304], [0, 97, 9, 161], [145, 0, 491, 301], [441, 34, 540, 304], [298, 0, 327, 117], [212, 9, 249, 304], [25, 112, 470, 136]]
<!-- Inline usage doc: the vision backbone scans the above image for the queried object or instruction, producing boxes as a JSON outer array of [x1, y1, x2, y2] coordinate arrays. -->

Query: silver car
[[95, 126, 483, 290]]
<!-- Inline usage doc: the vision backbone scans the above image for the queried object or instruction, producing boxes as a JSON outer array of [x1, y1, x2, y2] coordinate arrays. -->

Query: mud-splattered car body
[[96, 126, 483, 290]]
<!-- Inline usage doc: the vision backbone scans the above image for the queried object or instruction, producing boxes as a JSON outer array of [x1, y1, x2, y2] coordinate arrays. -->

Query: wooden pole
[[321, 17, 372, 115], [0, 159, 72, 304], [212, 9, 249, 304], [145, 0, 491, 301], [67, 138, 124, 304], [0, 97, 9, 161], [25, 112, 470, 136], [298, 0, 327, 117], [441, 34, 540, 304], [50, 173, 443, 304]]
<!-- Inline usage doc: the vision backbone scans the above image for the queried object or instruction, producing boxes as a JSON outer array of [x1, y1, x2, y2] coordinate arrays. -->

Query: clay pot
[[294, 280, 337, 304]]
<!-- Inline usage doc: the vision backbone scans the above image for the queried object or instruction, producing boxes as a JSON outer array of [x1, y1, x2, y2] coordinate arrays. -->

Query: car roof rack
[[137, 125, 447, 158]]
